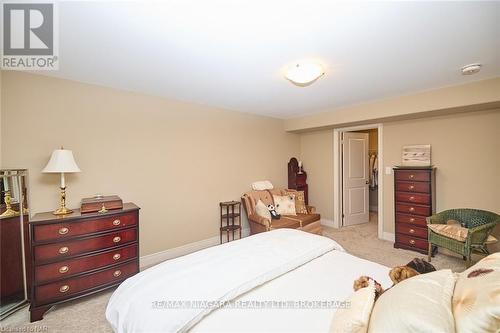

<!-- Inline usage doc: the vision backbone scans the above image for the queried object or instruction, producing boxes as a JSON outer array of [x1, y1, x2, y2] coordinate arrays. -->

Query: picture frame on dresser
[[393, 167, 437, 255], [28, 203, 140, 322]]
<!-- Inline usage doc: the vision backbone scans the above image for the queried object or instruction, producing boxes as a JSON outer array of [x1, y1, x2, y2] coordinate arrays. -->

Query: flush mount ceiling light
[[461, 63, 482, 75], [285, 62, 325, 87]]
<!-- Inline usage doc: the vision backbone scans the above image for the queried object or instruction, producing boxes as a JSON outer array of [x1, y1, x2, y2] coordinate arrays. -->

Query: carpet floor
[[1, 217, 478, 332]]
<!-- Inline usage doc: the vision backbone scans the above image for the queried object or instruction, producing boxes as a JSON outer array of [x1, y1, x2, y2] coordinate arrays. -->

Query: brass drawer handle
[[59, 265, 69, 273], [113, 236, 121, 243], [113, 253, 121, 260], [409, 174, 415, 179], [409, 239, 415, 245], [409, 196, 415, 201], [408, 185, 415, 190], [409, 229, 415, 234], [409, 207, 415, 212], [409, 218, 415, 223], [113, 219, 121, 226], [58, 227, 69, 235], [113, 270, 122, 277], [59, 246, 69, 254], [59, 285, 70, 293]]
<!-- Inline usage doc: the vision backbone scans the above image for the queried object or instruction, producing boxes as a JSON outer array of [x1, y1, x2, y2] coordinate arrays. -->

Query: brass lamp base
[[52, 186, 73, 216], [53, 206, 73, 215], [0, 191, 20, 218]]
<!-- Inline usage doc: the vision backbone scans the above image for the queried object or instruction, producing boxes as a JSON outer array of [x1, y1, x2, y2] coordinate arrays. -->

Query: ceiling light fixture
[[285, 61, 325, 87], [461, 63, 482, 75]]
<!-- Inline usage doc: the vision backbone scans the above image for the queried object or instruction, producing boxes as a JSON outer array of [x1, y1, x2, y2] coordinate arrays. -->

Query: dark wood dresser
[[393, 168, 436, 254], [29, 203, 140, 322]]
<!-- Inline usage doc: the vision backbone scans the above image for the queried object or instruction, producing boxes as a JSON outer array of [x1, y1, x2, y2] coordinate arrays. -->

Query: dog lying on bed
[[353, 258, 436, 299]]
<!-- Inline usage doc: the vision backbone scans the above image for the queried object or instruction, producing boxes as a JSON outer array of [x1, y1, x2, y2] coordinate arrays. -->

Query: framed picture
[[402, 144, 431, 166]]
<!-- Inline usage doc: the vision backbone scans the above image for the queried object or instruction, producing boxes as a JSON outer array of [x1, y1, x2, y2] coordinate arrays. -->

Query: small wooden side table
[[220, 201, 241, 243]]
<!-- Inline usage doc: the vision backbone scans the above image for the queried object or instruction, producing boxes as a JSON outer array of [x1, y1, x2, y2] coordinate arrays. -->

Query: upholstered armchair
[[241, 189, 321, 235], [427, 209, 500, 267]]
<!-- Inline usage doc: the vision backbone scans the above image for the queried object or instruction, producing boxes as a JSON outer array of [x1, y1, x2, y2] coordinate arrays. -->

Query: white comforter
[[192, 249, 391, 332], [106, 229, 344, 333]]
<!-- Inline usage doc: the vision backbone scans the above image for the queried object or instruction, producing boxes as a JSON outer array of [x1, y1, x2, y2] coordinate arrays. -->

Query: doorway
[[333, 124, 384, 240]]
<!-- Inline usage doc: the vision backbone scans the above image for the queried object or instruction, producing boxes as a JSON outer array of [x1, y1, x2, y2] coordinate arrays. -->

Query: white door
[[342, 132, 369, 226]]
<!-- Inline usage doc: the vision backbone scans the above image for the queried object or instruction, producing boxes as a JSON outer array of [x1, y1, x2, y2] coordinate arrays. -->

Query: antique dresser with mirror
[[0, 169, 31, 320]]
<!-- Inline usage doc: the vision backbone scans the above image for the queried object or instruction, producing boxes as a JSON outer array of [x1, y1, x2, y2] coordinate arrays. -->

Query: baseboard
[[320, 218, 335, 228], [140, 228, 250, 268], [382, 232, 395, 242]]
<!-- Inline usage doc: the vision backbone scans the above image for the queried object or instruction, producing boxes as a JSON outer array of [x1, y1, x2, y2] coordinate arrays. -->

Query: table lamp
[[42, 147, 81, 215]]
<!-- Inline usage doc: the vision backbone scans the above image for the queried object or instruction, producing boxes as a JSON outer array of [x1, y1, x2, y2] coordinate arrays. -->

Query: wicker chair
[[427, 209, 500, 267]]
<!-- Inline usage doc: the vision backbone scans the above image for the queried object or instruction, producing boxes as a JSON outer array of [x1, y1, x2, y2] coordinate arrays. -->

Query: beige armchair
[[241, 188, 322, 235]]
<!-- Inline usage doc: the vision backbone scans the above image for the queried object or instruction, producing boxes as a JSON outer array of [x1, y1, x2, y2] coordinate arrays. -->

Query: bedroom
[[1, 1, 499, 332]]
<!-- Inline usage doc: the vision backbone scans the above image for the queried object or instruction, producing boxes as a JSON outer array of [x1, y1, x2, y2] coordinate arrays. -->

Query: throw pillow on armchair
[[284, 190, 308, 214], [273, 195, 297, 215]]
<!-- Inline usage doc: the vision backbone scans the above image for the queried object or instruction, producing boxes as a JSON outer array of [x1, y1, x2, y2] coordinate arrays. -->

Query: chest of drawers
[[28, 203, 140, 322], [393, 168, 436, 254]]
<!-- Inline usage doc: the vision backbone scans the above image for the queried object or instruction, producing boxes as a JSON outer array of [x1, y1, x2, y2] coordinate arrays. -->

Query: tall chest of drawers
[[29, 203, 140, 322], [393, 168, 436, 254]]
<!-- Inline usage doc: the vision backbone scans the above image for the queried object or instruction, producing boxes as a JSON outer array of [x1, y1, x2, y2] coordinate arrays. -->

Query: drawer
[[395, 223, 427, 239], [396, 214, 427, 227], [395, 181, 430, 193], [395, 170, 430, 182], [33, 211, 137, 242], [35, 261, 138, 305], [35, 243, 138, 284], [396, 234, 428, 251], [34, 229, 137, 263], [395, 192, 431, 205], [396, 203, 431, 216]]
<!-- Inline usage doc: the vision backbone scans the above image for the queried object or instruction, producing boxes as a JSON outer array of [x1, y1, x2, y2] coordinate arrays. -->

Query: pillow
[[447, 219, 461, 226], [330, 279, 376, 333], [368, 269, 457, 333], [254, 200, 271, 220], [251, 180, 274, 191], [284, 190, 308, 214], [273, 195, 296, 215], [452, 252, 500, 333], [428, 224, 498, 243]]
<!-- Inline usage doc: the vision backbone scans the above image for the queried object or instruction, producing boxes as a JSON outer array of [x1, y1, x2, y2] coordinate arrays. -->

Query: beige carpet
[[1, 218, 477, 332], [321, 213, 477, 272]]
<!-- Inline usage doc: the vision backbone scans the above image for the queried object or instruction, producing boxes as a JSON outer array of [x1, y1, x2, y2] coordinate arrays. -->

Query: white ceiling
[[40, 1, 500, 118]]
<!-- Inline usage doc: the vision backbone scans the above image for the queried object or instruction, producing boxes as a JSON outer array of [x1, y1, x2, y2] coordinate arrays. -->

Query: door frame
[[333, 123, 385, 240]]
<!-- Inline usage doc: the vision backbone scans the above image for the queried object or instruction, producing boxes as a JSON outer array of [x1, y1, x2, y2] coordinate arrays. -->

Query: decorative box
[[81, 195, 123, 214]]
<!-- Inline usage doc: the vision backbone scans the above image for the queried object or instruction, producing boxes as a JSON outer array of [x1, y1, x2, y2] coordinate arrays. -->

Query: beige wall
[[299, 110, 500, 248], [1, 72, 300, 255], [383, 109, 500, 250], [286, 77, 500, 132], [299, 130, 334, 221]]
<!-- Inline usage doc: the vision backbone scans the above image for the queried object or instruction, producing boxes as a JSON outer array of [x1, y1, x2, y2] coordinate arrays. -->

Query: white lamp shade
[[42, 149, 81, 173], [285, 62, 325, 86]]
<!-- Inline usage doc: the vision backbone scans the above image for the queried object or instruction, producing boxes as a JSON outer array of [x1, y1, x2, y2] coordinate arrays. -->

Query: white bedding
[[106, 229, 344, 333], [192, 250, 392, 332]]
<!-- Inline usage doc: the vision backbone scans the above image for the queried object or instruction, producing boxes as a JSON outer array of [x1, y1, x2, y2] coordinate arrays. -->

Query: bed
[[106, 229, 392, 333]]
